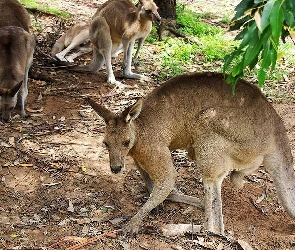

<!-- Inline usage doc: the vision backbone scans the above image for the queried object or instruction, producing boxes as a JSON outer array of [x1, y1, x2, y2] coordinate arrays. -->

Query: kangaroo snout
[[2, 114, 11, 123], [153, 13, 161, 24], [111, 165, 123, 174]]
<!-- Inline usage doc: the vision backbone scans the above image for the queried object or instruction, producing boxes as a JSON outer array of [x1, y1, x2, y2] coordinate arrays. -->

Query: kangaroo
[[52, 21, 142, 65], [0, 0, 30, 32], [0, 0, 35, 122], [87, 72, 295, 235], [71, 0, 161, 87], [51, 22, 92, 63]]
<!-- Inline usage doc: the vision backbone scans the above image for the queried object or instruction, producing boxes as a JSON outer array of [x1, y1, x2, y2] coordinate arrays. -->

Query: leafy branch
[[223, 0, 295, 87]]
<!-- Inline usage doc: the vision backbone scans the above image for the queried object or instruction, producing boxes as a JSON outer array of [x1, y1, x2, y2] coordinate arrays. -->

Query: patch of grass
[[20, 0, 70, 18], [198, 33, 236, 62], [159, 38, 198, 79], [145, 26, 158, 43], [177, 5, 222, 36], [155, 4, 236, 80]]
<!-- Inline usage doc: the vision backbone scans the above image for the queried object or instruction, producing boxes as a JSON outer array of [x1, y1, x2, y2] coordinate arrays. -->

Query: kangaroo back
[[0, 0, 30, 31], [89, 72, 295, 236]]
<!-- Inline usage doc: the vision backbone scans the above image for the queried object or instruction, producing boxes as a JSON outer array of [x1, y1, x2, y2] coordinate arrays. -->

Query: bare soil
[[1, 1, 295, 249]]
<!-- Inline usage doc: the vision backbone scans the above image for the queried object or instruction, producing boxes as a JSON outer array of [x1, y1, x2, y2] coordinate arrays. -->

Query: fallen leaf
[[18, 163, 34, 167], [26, 107, 44, 113], [81, 165, 87, 172], [9, 137, 15, 147], [256, 193, 265, 204], [68, 200, 75, 213], [10, 233, 19, 238]]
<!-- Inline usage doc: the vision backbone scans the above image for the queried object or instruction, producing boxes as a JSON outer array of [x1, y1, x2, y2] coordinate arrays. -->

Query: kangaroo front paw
[[122, 218, 142, 238]]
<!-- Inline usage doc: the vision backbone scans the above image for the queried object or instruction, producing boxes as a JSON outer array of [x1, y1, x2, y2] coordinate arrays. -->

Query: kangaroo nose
[[111, 165, 122, 174], [154, 14, 161, 24]]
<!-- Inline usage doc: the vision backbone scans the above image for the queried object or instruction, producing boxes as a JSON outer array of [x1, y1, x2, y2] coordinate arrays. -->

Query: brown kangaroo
[[0, 0, 30, 32], [88, 72, 295, 235], [51, 22, 92, 63], [0, 0, 35, 122], [72, 0, 161, 87]]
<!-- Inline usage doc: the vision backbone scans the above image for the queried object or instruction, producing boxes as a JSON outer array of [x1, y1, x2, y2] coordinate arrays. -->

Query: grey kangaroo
[[72, 0, 161, 87], [0, 0, 35, 122], [88, 72, 295, 235], [51, 22, 92, 63]]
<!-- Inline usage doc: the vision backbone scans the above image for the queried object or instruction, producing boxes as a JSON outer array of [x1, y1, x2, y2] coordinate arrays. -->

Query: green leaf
[[260, 0, 275, 32], [233, 0, 255, 20], [270, 0, 284, 44], [223, 52, 238, 72], [248, 53, 259, 70], [258, 69, 267, 86], [269, 45, 278, 70], [254, 0, 265, 3], [282, 1, 295, 27], [243, 24, 271, 68], [230, 16, 251, 31], [261, 39, 271, 69], [239, 22, 257, 49], [243, 28, 260, 67], [232, 62, 243, 77]]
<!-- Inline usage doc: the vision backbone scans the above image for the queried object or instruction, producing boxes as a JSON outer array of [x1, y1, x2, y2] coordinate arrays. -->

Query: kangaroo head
[[139, 0, 161, 23], [0, 81, 22, 122], [88, 98, 142, 174]]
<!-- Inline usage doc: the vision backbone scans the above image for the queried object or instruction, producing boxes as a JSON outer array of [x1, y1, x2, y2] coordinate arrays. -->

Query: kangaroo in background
[[51, 22, 92, 63], [52, 21, 144, 64], [71, 0, 161, 87], [88, 72, 295, 235], [0, 0, 35, 122], [0, 0, 30, 32]]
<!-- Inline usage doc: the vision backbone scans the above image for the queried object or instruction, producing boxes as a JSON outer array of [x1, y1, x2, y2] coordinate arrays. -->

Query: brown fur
[[71, 0, 161, 87], [51, 22, 92, 63], [0, 0, 35, 121], [0, 0, 30, 31], [88, 72, 295, 235]]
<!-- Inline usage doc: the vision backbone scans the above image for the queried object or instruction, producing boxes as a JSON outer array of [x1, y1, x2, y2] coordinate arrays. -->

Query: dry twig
[[65, 230, 121, 250]]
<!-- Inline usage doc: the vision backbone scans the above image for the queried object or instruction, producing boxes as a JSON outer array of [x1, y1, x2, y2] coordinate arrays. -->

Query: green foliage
[[20, 0, 70, 18], [198, 33, 236, 62], [157, 4, 236, 80], [223, 0, 295, 87], [177, 4, 222, 36], [159, 38, 198, 79], [145, 26, 158, 43]]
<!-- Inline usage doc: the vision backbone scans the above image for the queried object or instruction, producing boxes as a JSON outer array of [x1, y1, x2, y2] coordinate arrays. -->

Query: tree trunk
[[154, 0, 176, 19], [154, 0, 180, 40]]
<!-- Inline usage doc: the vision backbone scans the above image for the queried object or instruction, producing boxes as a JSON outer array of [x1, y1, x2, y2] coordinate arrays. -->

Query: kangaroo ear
[[0, 81, 22, 97], [87, 97, 115, 122], [124, 99, 143, 123], [9, 81, 23, 97]]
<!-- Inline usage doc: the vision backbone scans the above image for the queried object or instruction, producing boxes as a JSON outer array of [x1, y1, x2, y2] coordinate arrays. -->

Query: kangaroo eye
[[123, 140, 130, 147], [103, 141, 109, 148]]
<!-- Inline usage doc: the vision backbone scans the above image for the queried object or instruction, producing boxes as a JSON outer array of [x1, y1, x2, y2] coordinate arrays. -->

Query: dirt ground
[[1, 0, 295, 249]]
